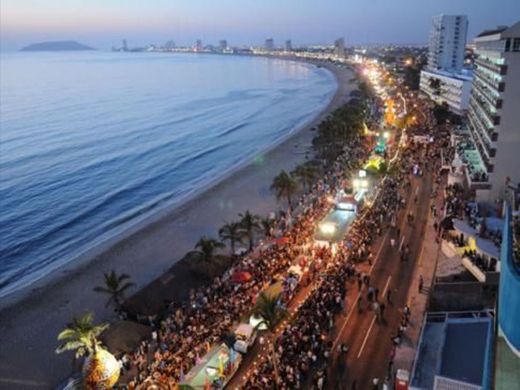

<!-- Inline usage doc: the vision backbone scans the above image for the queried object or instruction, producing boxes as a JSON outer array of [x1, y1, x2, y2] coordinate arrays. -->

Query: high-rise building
[[219, 40, 228, 52], [285, 40, 292, 52], [195, 39, 203, 52], [465, 21, 520, 202], [265, 38, 274, 51], [420, 15, 472, 114], [427, 14, 468, 72], [122, 39, 128, 52], [334, 37, 345, 57]]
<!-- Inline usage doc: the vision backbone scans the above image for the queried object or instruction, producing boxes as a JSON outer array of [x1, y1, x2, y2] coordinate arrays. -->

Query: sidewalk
[[393, 173, 445, 373]]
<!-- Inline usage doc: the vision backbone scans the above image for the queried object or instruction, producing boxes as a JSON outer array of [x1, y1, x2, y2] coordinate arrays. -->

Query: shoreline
[[0, 58, 337, 306], [0, 57, 338, 309], [0, 57, 356, 389]]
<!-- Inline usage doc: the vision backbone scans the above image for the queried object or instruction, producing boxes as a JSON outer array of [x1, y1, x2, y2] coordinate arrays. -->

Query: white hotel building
[[420, 69, 473, 115], [420, 14, 473, 114], [463, 22, 520, 203]]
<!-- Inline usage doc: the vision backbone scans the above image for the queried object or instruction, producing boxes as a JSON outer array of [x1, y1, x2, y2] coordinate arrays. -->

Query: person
[[338, 343, 349, 355], [386, 289, 392, 305], [357, 295, 363, 313], [380, 302, 386, 320], [372, 377, 380, 389], [418, 275, 424, 293], [404, 304, 411, 321]]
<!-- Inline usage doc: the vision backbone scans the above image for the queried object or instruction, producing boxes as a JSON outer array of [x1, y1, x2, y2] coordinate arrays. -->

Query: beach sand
[[0, 60, 355, 389]]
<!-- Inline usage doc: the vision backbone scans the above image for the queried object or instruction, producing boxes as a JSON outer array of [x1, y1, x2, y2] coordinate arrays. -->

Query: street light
[[319, 222, 336, 236]]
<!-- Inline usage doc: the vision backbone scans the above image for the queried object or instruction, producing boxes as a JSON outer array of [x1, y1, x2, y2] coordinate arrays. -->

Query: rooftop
[[476, 27, 508, 38], [411, 311, 494, 389]]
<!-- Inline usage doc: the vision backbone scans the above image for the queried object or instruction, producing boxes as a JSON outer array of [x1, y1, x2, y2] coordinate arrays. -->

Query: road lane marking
[[398, 235, 405, 252], [332, 233, 388, 350], [357, 314, 377, 359], [382, 275, 392, 296]]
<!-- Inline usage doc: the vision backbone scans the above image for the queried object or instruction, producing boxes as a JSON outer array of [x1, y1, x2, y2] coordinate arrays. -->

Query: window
[[505, 38, 511, 52], [513, 38, 520, 52]]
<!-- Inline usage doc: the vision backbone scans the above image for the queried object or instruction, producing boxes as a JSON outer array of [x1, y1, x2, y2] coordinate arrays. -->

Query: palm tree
[[270, 170, 299, 211], [219, 222, 243, 256], [292, 164, 318, 193], [238, 210, 261, 251], [93, 270, 134, 313], [428, 77, 442, 95], [260, 216, 275, 238], [193, 236, 225, 263], [56, 312, 108, 370], [252, 292, 287, 332]]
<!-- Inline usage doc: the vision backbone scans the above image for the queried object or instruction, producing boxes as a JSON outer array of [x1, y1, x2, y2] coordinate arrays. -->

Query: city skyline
[[2, 0, 520, 50]]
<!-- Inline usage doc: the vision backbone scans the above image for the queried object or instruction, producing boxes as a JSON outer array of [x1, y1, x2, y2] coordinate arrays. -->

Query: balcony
[[472, 81, 503, 110], [470, 94, 500, 128], [456, 136, 491, 190], [468, 112, 496, 162], [475, 56, 508, 76], [475, 68, 506, 93], [467, 117, 494, 173], [468, 102, 496, 144]]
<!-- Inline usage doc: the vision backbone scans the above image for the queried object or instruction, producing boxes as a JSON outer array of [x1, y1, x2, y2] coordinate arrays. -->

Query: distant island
[[21, 41, 95, 52]]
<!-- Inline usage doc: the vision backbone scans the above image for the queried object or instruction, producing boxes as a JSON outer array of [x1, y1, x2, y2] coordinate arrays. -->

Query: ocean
[[0, 51, 336, 298]]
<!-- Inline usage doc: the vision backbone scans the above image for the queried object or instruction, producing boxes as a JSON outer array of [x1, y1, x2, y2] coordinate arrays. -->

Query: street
[[327, 159, 433, 388]]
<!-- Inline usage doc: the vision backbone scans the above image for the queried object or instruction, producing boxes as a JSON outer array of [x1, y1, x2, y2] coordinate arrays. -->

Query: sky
[[1, 0, 520, 50]]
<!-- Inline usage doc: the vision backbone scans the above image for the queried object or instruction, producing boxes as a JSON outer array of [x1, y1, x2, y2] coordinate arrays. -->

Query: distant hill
[[21, 41, 95, 52]]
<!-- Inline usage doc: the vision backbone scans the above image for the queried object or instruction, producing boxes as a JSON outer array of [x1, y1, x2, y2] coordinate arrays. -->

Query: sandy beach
[[0, 59, 355, 389]]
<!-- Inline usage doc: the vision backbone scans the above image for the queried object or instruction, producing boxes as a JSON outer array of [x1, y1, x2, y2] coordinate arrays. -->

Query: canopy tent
[[476, 237, 500, 259], [230, 271, 252, 284], [452, 219, 477, 238]]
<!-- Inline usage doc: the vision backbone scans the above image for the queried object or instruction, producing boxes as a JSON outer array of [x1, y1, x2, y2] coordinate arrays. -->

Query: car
[[395, 368, 410, 390], [233, 323, 257, 354]]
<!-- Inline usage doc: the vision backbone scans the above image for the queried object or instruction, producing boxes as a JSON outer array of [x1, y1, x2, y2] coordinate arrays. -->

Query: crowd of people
[[116, 74, 447, 390], [242, 145, 423, 389], [119, 130, 369, 388]]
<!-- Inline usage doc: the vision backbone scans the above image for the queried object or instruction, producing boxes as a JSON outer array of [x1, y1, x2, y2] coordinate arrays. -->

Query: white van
[[233, 323, 257, 354]]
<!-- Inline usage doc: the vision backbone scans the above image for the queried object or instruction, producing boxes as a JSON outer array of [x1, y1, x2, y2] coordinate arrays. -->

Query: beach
[[0, 59, 355, 389]]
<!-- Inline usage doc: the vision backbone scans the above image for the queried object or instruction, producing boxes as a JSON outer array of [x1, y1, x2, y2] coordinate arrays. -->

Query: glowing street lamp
[[319, 222, 336, 236]]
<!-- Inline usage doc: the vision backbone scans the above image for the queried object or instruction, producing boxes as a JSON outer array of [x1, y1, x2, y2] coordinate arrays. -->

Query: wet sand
[[0, 59, 355, 389]]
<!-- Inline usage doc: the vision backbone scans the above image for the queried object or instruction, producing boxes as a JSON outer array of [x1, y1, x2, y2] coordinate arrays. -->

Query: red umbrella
[[230, 271, 252, 283], [276, 237, 290, 245]]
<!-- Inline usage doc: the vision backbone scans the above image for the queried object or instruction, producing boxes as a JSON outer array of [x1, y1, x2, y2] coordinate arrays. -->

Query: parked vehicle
[[233, 323, 257, 354], [395, 368, 410, 390]]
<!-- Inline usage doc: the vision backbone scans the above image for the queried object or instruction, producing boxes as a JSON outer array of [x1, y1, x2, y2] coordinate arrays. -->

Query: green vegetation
[[188, 236, 227, 279], [56, 312, 108, 369], [238, 210, 261, 251], [93, 270, 134, 313], [312, 84, 369, 162], [192, 237, 225, 263], [428, 77, 442, 96], [252, 292, 287, 332], [292, 163, 318, 193], [218, 221, 243, 256], [260, 216, 275, 238], [271, 170, 299, 211], [433, 102, 462, 125], [403, 57, 426, 90]]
